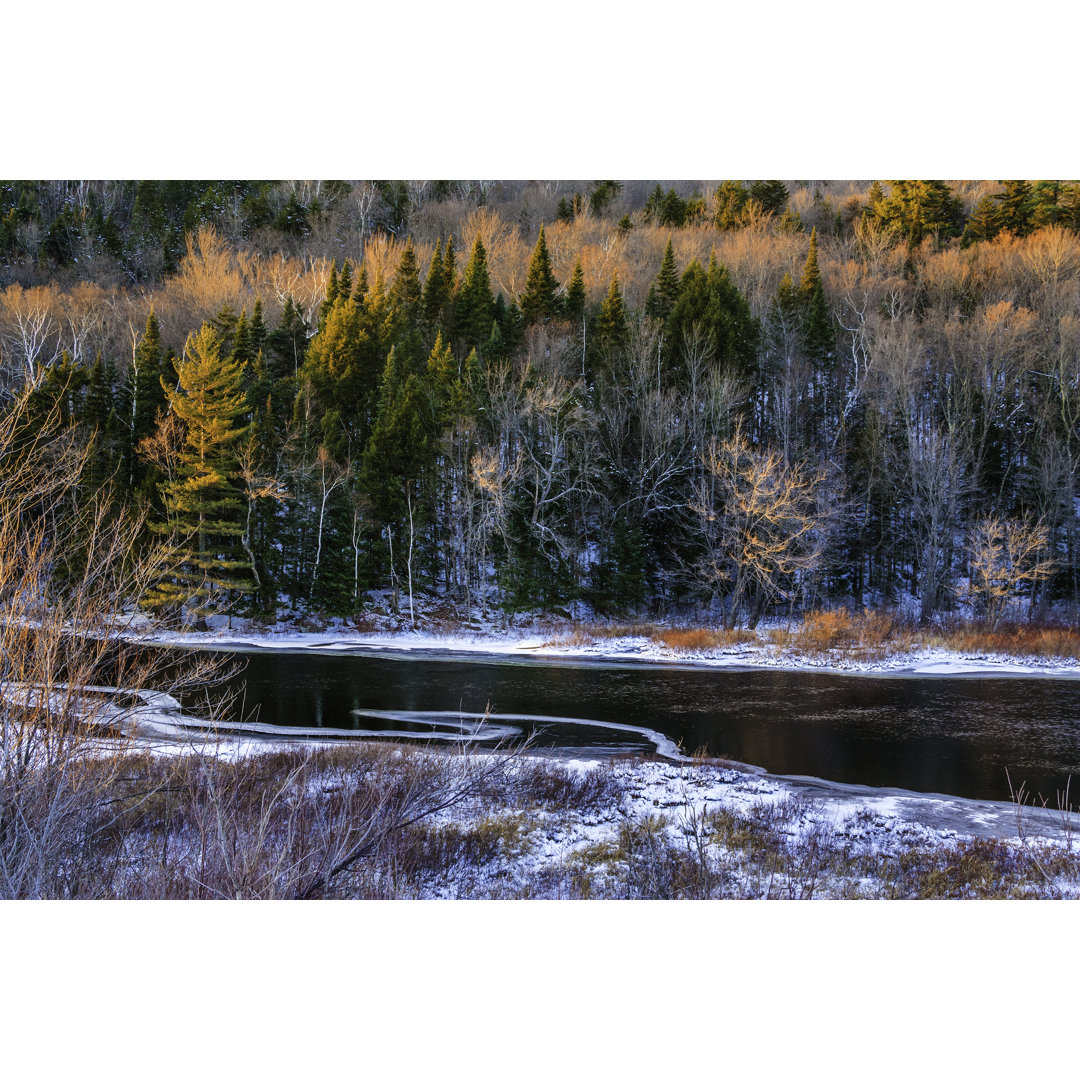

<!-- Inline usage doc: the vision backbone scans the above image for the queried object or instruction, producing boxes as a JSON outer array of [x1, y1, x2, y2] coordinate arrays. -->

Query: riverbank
[[76, 737, 1080, 898], [144, 618, 1080, 679]]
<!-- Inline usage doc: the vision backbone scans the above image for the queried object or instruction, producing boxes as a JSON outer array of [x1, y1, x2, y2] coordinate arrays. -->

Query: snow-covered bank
[[109, 728, 1080, 897], [145, 622, 1080, 679]]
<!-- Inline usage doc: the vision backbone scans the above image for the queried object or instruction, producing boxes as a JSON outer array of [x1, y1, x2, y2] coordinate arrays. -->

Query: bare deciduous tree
[[964, 516, 1055, 629], [693, 423, 833, 628]]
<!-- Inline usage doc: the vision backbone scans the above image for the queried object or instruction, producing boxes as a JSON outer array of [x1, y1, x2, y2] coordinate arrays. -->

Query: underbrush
[[10, 742, 1078, 899], [929, 621, 1080, 661], [769, 608, 914, 660]]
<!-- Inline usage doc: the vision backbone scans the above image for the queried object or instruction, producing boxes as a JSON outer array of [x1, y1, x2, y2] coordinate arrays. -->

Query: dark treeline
[[4, 179, 1080, 627]]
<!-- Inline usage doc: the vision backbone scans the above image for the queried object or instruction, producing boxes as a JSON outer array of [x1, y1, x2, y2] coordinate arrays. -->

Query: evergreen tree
[[319, 261, 340, 328], [962, 196, 1002, 246], [645, 238, 680, 321], [266, 295, 309, 378], [145, 323, 253, 620], [390, 239, 422, 314], [422, 238, 447, 325], [873, 180, 964, 250], [338, 259, 353, 302], [122, 309, 172, 493], [249, 298, 267, 356], [596, 274, 628, 354], [455, 236, 495, 350], [520, 225, 561, 325], [798, 229, 834, 370], [748, 180, 789, 216], [713, 181, 750, 230], [995, 180, 1035, 237], [1032, 181, 1065, 229], [564, 258, 586, 323]]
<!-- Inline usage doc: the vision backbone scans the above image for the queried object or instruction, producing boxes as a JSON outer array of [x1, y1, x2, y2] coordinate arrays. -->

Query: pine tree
[[748, 180, 789, 216], [455, 236, 495, 350], [122, 309, 171, 494], [962, 196, 1002, 246], [338, 259, 353, 302], [319, 261, 341, 328], [1032, 181, 1065, 229], [390, 239, 422, 314], [873, 181, 964, 250], [520, 225, 561, 325], [249, 298, 267, 356], [564, 258, 586, 323], [266, 295, 309, 378], [799, 228, 834, 369], [713, 181, 749, 230], [645, 238, 680, 321], [596, 274, 628, 353], [422, 239, 447, 325], [995, 180, 1035, 238], [145, 323, 253, 620]]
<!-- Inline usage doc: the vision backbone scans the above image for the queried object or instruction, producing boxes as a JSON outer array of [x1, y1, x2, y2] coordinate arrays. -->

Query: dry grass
[[770, 608, 914, 660], [930, 621, 1080, 661], [654, 627, 757, 653]]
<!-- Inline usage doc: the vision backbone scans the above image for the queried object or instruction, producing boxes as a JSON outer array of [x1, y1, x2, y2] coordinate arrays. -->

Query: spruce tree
[[799, 228, 834, 370], [596, 274, 628, 354], [422, 239, 447, 325], [455, 236, 495, 350], [122, 309, 171, 494], [249, 298, 267, 356], [962, 196, 1001, 246], [520, 225, 560, 325], [390, 239, 422, 314], [995, 180, 1034, 238], [146, 323, 253, 621], [266, 295, 309, 378], [564, 258, 586, 323], [338, 259, 353, 302], [645, 238, 680, 321], [748, 180, 789, 217], [319, 261, 340, 328]]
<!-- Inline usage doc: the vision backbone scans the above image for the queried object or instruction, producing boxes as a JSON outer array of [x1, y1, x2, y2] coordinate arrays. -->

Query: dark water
[[185, 646, 1080, 804]]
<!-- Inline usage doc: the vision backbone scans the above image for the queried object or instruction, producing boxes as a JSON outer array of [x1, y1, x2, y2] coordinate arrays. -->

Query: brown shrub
[[655, 627, 756, 653]]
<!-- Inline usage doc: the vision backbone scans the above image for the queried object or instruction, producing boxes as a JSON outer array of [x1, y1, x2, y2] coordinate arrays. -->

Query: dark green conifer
[[799, 229, 834, 369], [564, 258, 586, 323], [249, 299, 267, 356], [455, 236, 495, 349], [713, 181, 749, 230], [267, 295, 309, 378], [422, 239, 446, 324], [748, 180, 789, 216], [995, 180, 1035, 237], [520, 225, 561, 325], [596, 274, 628, 352], [390, 239, 422, 312], [338, 259, 353, 302], [319, 261, 340, 327], [645, 238, 680, 321], [962, 196, 1001, 246]]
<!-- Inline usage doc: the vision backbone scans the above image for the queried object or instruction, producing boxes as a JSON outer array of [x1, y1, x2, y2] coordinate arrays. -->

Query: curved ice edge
[[131, 703, 688, 759], [348, 710, 689, 761]]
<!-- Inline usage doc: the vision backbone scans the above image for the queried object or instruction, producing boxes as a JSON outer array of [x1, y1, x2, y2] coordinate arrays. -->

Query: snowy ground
[[145, 617, 1080, 678], [120, 616, 1080, 894]]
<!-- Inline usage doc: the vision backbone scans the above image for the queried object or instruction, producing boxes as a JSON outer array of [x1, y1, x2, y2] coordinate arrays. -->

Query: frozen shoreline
[[144, 622, 1080, 680], [125, 622, 1080, 855]]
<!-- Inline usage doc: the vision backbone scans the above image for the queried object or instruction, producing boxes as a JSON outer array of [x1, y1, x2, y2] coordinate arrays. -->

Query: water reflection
[[202, 649, 1080, 803]]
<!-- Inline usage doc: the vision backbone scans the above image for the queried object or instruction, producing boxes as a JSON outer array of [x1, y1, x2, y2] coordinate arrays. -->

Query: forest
[[4, 178, 1080, 630]]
